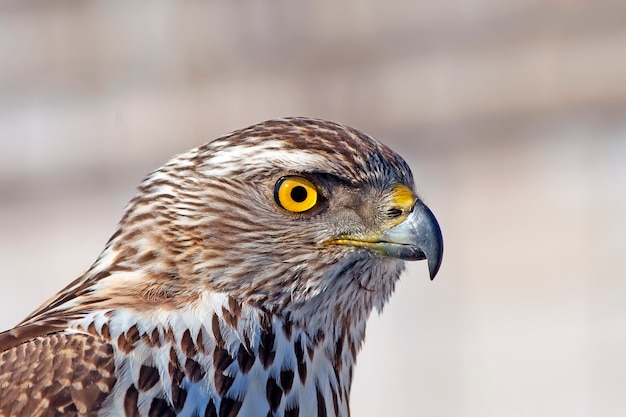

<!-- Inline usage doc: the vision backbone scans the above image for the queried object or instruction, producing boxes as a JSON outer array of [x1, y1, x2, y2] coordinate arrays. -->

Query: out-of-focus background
[[1, 1, 625, 416]]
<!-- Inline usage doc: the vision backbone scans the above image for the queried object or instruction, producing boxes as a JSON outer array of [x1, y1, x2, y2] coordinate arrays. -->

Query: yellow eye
[[275, 176, 318, 213]]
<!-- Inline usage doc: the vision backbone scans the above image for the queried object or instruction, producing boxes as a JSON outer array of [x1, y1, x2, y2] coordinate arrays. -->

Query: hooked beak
[[377, 200, 443, 279], [327, 199, 443, 280]]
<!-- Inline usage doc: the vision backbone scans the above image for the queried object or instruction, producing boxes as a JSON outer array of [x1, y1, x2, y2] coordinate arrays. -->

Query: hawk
[[0, 118, 443, 417]]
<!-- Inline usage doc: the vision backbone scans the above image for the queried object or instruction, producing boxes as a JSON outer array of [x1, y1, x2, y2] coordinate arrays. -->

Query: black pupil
[[291, 186, 308, 203]]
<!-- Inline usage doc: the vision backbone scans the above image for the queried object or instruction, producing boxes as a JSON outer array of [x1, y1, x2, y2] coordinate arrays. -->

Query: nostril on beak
[[386, 207, 404, 218]]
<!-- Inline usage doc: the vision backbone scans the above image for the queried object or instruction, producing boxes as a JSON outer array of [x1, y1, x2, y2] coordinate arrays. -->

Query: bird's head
[[65, 118, 442, 325]]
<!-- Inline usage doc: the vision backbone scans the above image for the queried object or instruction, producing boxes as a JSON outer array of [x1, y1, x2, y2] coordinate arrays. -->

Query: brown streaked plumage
[[0, 117, 443, 417]]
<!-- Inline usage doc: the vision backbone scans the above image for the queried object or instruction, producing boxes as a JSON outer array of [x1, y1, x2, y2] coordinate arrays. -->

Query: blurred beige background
[[1, 1, 625, 416]]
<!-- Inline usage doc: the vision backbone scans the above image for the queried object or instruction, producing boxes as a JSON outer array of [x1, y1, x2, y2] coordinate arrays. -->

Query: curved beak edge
[[379, 200, 444, 280]]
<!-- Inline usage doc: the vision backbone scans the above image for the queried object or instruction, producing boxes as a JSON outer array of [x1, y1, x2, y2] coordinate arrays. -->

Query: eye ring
[[274, 176, 318, 213]]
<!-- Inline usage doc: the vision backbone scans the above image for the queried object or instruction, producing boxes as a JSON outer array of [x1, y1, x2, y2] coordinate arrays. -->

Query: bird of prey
[[0, 117, 442, 417]]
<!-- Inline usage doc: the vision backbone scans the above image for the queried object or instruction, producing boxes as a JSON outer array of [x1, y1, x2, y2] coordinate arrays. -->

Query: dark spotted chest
[[89, 313, 355, 417]]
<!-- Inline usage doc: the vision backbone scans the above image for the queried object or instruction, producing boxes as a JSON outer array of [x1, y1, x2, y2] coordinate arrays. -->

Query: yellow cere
[[276, 176, 318, 213], [390, 184, 416, 213]]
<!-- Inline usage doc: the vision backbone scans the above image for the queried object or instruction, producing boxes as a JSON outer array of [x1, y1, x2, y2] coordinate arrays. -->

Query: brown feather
[[0, 329, 117, 417]]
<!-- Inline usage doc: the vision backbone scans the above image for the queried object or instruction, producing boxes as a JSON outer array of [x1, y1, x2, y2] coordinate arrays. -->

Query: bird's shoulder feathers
[[0, 323, 116, 417]]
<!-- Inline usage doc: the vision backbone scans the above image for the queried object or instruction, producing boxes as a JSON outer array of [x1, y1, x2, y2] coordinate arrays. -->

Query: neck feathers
[[66, 291, 361, 417]]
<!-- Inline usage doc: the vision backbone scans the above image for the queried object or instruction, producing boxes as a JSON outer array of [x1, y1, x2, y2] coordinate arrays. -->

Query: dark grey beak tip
[[416, 201, 444, 281], [428, 246, 443, 280]]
